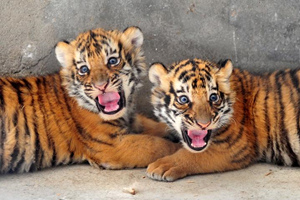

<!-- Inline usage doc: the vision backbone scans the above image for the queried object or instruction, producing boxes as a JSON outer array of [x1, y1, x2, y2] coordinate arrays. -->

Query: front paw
[[146, 157, 187, 182]]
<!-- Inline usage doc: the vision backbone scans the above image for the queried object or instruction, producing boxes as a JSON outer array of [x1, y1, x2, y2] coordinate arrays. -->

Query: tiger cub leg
[[147, 145, 254, 181], [88, 134, 181, 169]]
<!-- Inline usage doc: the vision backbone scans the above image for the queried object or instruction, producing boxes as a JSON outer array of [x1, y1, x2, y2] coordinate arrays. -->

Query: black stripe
[[125, 53, 132, 65], [275, 71, 298, 166], [214, 124, 231, 137], [169, 82, 175, 96], [274, 142, 284, 165], [182, 74, 195, 83], [223, 108, 231, 114], [231, 153, 252, 164], [184, 114, 193, 125], [60, 77, 73, 113], [204, 63, 212, 71], [263, 79, 274, 162], [128, 74, 137, 86], [102, 121, 121, 127], [100, 34, 107, 40], [252, 89, 260, 157], [9, 111, 20, 172], [178, 71, 188, 81], [77, 125, 113, 146], [136, 65, 143, 75], [71, 71, 75, 81], [0, 84, 5, 111], [200, 68, 212, 78], [101, 39, 109, 47], [118, 42, 123, 57], [22, 78, 33, 90], [10, 81, 25, 106], [289, 69, 300, 137], [228, 126, 244, 147], [205, 74, 211, 81], [39, 149, 45, 170], [212, 135, 232, 144], [271, 71, 282, 164], [164, 95, 171, 107], [30, 118, 40, 172], [284, 70, 299, 166], [232, 145, 248, 160], [284, 71, 298, 117], [23, 102, 30, 137], [14, 151, 25, 172], [93, 44, 102, 56], [239, 73, 246, 126], [174, 60, 190, 75], [192, 79, 198, 89], [189, 59, 197, 70], [0, 116, 4, 168], [199, 76, 205, 88], [157, 112, 175, 124], [0, 80, 6, 169], [109, 133, 119, 139], [51, 146, 57, 167], [69, 152, 74, 163], [264, 80, 271, 143], [9, 80, 24, 90]]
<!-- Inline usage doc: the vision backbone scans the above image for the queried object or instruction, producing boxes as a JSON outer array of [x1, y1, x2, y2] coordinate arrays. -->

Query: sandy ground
[[1, 163, 299, 200]]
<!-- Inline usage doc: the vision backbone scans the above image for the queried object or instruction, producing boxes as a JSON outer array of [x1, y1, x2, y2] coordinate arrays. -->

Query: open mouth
[[95, 91, 125, 115], [182, 129, 212, 151]]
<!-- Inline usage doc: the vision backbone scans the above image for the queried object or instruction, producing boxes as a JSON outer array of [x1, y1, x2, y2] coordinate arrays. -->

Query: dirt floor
[[1, 163, 299, 200]]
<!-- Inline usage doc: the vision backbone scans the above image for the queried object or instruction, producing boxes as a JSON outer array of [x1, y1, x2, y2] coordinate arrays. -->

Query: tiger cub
[[0, 27, 179, 173], [147, 58, 300, 181]]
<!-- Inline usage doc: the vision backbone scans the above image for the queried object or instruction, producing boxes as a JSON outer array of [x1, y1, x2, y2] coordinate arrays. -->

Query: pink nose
[[196, 121, 211, 129], [95, 82, 108, 91]]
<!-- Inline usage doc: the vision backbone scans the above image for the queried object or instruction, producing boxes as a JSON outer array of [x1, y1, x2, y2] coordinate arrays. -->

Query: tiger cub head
[[55, 27, 145, 120], [149, 59, 235, 152]]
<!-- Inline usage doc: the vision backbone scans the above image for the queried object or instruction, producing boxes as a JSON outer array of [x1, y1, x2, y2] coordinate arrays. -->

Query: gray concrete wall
[[1, 0, 300, 115]]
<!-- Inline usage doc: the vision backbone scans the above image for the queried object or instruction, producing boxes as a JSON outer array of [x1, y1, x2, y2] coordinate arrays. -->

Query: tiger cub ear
[[149, 63, 168, 86], [216, 59, 233, 94], [55, 41, 74, 68], [123, 26, 144, 48], [216, 59, 233, 81]]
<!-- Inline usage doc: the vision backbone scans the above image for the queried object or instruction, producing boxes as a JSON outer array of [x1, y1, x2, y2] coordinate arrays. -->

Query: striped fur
[[0, 27, 179, 174], [147, 58, 300, 181]]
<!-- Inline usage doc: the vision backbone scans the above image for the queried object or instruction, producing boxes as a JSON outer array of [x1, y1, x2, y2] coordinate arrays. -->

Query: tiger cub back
[[146, 58, 300, 181]]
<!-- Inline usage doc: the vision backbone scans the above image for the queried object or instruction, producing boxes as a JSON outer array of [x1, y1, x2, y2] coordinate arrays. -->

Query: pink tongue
[[187, 130, 208, 148], [98, 92, 120, 112]]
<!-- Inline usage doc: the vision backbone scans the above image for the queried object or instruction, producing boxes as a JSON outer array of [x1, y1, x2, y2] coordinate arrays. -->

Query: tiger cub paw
[[146, 157, 187, 182]]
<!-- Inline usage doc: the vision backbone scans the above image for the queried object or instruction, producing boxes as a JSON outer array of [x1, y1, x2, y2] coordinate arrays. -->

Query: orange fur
[[147, 58, 300, 181], [0, 27, 180, 173]]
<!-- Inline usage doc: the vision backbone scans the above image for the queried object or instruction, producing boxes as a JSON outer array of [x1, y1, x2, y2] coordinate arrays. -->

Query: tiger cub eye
[[209, 93, 219, 102], [107, 57, 120, 66], [178, 95, 190, 104], [79, 65, 89, 74]]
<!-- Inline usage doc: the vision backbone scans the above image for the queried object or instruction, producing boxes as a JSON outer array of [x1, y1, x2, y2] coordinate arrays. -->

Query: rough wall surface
[[1, 0, 300, 114]]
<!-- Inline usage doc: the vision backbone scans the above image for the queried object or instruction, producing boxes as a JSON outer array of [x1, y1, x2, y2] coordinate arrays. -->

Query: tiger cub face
[[149, 59, 235, 152], [55, 27, 145, 120]]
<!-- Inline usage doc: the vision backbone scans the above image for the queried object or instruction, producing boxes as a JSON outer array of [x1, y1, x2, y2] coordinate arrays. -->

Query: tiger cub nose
[[196, 121, 211, 129], [95, 81, 108, 91]]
